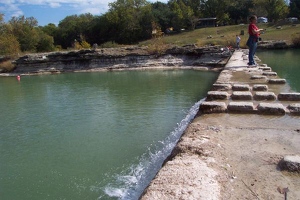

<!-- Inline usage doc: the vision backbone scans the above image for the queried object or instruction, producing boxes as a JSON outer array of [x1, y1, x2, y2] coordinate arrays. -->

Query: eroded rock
[[278, 155, 300, 173]]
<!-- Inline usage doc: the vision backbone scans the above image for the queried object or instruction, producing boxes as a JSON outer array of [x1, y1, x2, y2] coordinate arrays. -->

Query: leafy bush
[[81, 40, 91, 49], [147, 38, 169, 54]]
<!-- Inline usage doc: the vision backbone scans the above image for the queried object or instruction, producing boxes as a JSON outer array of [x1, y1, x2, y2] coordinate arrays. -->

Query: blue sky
[[0, 0, 168, 26]]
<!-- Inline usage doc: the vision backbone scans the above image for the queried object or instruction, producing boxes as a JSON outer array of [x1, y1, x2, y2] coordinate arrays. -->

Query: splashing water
[[102, 99, 204, 200]]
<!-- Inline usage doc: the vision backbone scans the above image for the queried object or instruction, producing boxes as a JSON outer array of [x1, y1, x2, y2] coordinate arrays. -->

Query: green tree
[[168, 0, 195, 31], [36, 29, 55, 52], [254, 0, 289, 22], [289, 0, 300, 18], [227, 0, 254, 24], [151, 2, 173, 32], [8, 16, 39, 52], [56, 14, 95, 48], [200, 0, 230, 25], [106, 0, 153, 44]]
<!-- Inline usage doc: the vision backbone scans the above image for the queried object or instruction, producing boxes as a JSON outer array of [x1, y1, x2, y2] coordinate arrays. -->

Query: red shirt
[[248, 23, 260, 37]]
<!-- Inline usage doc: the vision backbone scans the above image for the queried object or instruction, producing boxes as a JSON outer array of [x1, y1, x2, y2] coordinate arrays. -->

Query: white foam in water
[[102, 99, 204, 200]]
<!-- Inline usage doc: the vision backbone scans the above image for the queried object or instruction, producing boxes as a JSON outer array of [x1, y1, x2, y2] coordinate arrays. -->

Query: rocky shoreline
[[0, 45, 232, 75]]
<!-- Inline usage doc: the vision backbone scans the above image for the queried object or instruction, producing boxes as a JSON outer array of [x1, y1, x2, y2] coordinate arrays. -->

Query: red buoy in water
[[17, 75, 20, 81]]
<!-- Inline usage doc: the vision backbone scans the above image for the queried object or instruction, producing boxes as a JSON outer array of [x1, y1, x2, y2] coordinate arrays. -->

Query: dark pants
[[246, 36, 258, 65]]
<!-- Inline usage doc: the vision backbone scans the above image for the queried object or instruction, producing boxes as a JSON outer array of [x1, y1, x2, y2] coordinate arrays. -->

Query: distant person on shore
[[236, 35, 241, 49], [246, 15, 263, 66]]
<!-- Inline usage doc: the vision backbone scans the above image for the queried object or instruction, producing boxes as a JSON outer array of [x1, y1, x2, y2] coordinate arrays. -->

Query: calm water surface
[[0, 70, 218, 200], [257, 49, 300, 92]]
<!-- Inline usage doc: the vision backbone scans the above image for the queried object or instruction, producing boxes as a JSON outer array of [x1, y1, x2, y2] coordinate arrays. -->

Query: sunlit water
[[0, 70, 218, 200], [257, 49, 300, 92]]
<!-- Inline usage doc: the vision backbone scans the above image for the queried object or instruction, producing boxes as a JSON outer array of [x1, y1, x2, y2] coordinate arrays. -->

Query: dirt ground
[[141, 113, 300, 200]]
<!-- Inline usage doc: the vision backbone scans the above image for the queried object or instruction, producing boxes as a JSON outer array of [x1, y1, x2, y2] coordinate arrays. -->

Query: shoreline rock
[[0, 45, 231, 75]]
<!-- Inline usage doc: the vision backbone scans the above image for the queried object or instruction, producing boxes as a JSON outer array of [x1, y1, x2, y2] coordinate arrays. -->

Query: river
[[257, 48, 300, 92], [0, 70, 218, 200]]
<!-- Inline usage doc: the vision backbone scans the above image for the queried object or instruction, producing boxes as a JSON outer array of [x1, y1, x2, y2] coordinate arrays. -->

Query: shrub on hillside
[[291, 33, 300, 47], [0, 60, 15, 72]]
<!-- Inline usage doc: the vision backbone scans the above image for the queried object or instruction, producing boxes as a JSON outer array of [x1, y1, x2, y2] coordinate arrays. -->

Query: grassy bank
[[139, 22, 300, 49]]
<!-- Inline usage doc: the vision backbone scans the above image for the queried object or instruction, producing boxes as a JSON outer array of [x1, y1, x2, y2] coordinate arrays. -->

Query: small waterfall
[[102, 99, 204, 200]]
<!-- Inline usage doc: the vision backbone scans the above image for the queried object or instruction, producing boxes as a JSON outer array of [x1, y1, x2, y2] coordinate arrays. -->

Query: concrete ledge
[[200, 102, 227, 114], [227, 102, 254, 113], [262, 72, 277, 76], [250, 75, 267, 80], [211, 83, 232, 91], [278, 93, 300, 101], [278, 155, 300, 173], [268, 79, 286, 84], [254, 92, 277, 101], [257, 103, 286, 115], [287, 104, 300, 115], [231, 91, 253, 100], [232, 84, 250, 91], [253, 84, 268, 91], [206, 91, 229, 101]]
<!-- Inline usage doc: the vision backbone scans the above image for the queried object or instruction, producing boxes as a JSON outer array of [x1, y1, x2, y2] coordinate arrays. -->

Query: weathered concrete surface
[[141, 50, 300, 200]]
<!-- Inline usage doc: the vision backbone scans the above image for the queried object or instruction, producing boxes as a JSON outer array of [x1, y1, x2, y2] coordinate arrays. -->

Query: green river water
[[257, 49, 300, 92], [0, 70, 218, 200]]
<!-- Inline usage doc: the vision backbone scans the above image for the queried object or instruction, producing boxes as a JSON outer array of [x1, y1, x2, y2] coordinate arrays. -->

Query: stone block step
[[252, 84, 268, 91], [250, 75, 267, 80], [287, 104, 300, 115], [199, 102, 227, 114], [231, 91, 253, 100], [268, 79, 286, 84], [254, 92, 277, 101], [206, 91, 229, 101], [211, 83, 232, 91], [278, 93, 300, 101], [232, 84, 250, 91], [227, 102, 254, 113], [257, 103, 286, 115], [262, 72, 277, 76]]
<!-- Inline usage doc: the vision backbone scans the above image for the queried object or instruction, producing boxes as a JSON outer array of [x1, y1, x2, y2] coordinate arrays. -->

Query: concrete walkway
[[140, 50, 300, 200]]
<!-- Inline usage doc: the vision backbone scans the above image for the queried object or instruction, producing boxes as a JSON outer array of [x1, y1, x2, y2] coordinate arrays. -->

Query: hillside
[[139, 22, 300, 49]]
